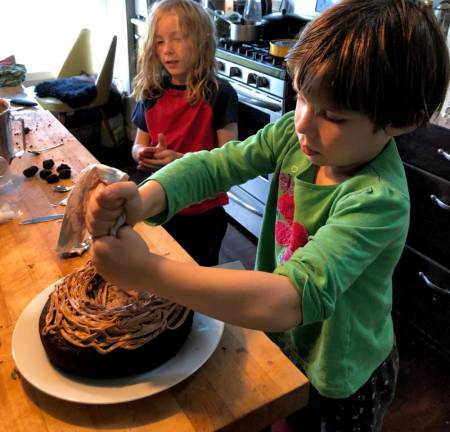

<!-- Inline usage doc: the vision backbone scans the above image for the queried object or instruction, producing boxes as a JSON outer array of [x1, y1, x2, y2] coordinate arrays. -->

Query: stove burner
[[217, 40, 286, 69]]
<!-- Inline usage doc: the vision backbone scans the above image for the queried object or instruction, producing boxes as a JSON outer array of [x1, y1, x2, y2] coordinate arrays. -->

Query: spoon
[[53, 185, 73, 193], [28, 142, 64, 155]]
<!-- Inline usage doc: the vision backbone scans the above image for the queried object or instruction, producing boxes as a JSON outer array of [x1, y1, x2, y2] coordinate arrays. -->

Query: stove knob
[[217, 61, 225, 72], [256, 76, 269, 89], [230, 66, 241, 78], [247, 73, 257, 85]]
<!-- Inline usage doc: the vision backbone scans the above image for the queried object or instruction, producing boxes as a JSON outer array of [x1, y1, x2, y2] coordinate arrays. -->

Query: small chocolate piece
[[23, 126, 31, 135], [42, 159, 55, 169], [23, 165, 39, 177], [58, 168, 71, 179], [39, 169, 52, 179], [46, 174, 60, 184], [56, 163, 71, 173]]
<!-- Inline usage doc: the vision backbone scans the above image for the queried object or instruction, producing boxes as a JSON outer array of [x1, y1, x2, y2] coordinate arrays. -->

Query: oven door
[[224, 82, 281, 238], [231, 81, 283, 139]]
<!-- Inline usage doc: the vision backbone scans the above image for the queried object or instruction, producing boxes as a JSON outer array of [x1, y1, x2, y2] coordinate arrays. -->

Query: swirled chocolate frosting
[[40, 261, 190, 354]]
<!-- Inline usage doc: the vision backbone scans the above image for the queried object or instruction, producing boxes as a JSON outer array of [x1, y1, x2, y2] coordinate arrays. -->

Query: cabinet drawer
[[393, 245, 450, 357], [404, 164, 450, 268], [396, 124, 450, 181]]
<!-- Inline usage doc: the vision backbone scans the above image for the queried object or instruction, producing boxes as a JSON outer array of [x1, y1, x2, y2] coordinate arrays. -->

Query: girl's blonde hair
[[132, 0, 217, 104]]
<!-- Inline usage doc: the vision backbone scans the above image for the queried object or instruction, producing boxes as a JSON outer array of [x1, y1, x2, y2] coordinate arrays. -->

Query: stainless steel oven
[[216, 40, 296, 237]]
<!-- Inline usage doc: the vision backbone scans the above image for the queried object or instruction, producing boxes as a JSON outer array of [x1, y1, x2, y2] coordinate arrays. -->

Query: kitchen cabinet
[[393, 122, 450, 360]]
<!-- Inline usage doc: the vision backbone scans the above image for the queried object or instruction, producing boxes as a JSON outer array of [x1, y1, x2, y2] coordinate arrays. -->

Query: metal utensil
[[60, 239, 91, 259], [15, 118, 26, 157], [10, 106, 27, 112], [28, 142, 64, 155], [20, 214, 64, 224], [53, 184, 73, 193], [50, 197, 68, 207], [0, 99, 26, 162]]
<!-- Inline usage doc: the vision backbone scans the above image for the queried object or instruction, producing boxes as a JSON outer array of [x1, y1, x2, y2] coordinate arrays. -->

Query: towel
[[35, 76, 96, 108]]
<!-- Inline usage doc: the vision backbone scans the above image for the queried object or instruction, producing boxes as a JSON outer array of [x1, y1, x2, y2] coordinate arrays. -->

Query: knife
[[20, 214, 65, 224]]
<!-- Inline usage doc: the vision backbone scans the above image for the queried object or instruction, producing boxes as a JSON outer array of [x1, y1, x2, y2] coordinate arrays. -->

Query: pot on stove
[[269, 39, 296, 58], [261, 10, 309, 41], [215, 13, 262, 42], [215, 13, 261, 42], [230, 20, 261, 42], [214, 0, 271, 42]]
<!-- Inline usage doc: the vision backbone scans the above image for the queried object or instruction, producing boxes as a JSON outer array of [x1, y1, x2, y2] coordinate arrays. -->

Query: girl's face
[[294, 92, 391, 183], [155, 12, 193, 85]]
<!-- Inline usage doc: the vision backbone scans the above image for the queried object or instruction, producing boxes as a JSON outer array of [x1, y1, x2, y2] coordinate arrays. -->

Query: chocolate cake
[[39, 261, 193, 378]]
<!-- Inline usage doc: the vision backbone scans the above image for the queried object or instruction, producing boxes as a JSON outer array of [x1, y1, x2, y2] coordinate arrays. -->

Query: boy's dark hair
[[287, 0, 450, 129]]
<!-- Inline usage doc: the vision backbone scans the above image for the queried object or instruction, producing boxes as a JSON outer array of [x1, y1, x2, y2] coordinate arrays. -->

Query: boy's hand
[[85, 182, 143, 238], [138, 133, 182, 170], [92, 226, 153, 292]]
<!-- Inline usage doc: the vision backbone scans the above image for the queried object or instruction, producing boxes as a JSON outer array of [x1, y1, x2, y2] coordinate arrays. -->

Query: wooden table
[[0, 109, 308, 432]]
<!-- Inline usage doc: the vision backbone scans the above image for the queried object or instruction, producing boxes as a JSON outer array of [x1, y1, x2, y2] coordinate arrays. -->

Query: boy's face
[[294, 92, 391, 182], [155, 13, 193, 85]]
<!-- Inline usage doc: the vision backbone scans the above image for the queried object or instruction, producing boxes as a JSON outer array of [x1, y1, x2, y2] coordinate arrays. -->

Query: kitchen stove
[[216, 39, 293, 100], [216, 39, 296, 238], [218, 40, 288, 74]]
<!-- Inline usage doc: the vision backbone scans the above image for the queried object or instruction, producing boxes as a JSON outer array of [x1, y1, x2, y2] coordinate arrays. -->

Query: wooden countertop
[[0, 109, 309, 432]]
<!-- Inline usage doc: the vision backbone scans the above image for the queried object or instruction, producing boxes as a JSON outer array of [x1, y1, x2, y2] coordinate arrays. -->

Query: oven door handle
[[228, 191, 265, 217], [237, 91, 282, 113]]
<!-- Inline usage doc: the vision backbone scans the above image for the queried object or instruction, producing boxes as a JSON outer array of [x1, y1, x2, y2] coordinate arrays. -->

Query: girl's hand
[[132, 129, 155, 171], [133, 144, 155, 171], [85, 182, 143, 238], [92, 226, 153, 292], [138, 133, 182, 170]]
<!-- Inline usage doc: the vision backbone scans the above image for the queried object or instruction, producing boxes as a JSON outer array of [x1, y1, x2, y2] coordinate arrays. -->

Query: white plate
[[12, 283, 224, 404]]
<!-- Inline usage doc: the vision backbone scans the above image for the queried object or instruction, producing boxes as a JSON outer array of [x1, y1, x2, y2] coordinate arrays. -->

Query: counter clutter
[[0, 108, 308, 432]]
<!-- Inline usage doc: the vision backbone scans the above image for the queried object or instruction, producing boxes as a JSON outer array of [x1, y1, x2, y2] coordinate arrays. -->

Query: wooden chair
[[35, 28, 118, 146]]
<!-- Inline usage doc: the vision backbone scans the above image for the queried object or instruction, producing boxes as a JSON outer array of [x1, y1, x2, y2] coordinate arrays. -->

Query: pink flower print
[[279, 173, 290, 192], [278, 192, 295, 221], [281, 222, 309, 261], [275, 219, 291, 245], [275, 189, 309, 263]]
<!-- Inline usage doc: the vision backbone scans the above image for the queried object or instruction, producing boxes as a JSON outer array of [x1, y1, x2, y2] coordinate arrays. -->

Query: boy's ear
[[385, 124, 417, 137]]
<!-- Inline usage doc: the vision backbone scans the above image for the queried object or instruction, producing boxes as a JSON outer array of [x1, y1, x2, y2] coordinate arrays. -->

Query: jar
[[434, 0, 450, 38], [243, 0, 262, 24]]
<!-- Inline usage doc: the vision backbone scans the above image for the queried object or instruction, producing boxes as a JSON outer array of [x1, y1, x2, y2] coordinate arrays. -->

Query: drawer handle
[[418, 272, 449, 296], [228, 191, 264, 217], [430, 194, 450, 211], [437, 148, 450, 161]]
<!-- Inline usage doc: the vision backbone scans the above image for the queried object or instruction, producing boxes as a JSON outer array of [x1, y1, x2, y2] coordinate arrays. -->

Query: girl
[[87, 0, 449, 430], [130, 0, 238, 266]]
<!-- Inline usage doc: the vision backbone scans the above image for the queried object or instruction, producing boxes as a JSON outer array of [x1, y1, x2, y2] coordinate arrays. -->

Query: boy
[[86, 0, 449, 430]]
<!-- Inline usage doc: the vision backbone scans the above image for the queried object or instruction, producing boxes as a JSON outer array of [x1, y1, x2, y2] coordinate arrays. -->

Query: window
[[2, 0, 110, 81]]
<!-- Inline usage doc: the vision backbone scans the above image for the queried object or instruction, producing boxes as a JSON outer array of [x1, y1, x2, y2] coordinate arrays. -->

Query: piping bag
[[56, 164, 129, 257]]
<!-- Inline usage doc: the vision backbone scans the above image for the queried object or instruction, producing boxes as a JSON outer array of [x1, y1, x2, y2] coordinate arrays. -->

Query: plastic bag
[[0, 203, 21, 223], [56, 163, 129, 255]]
